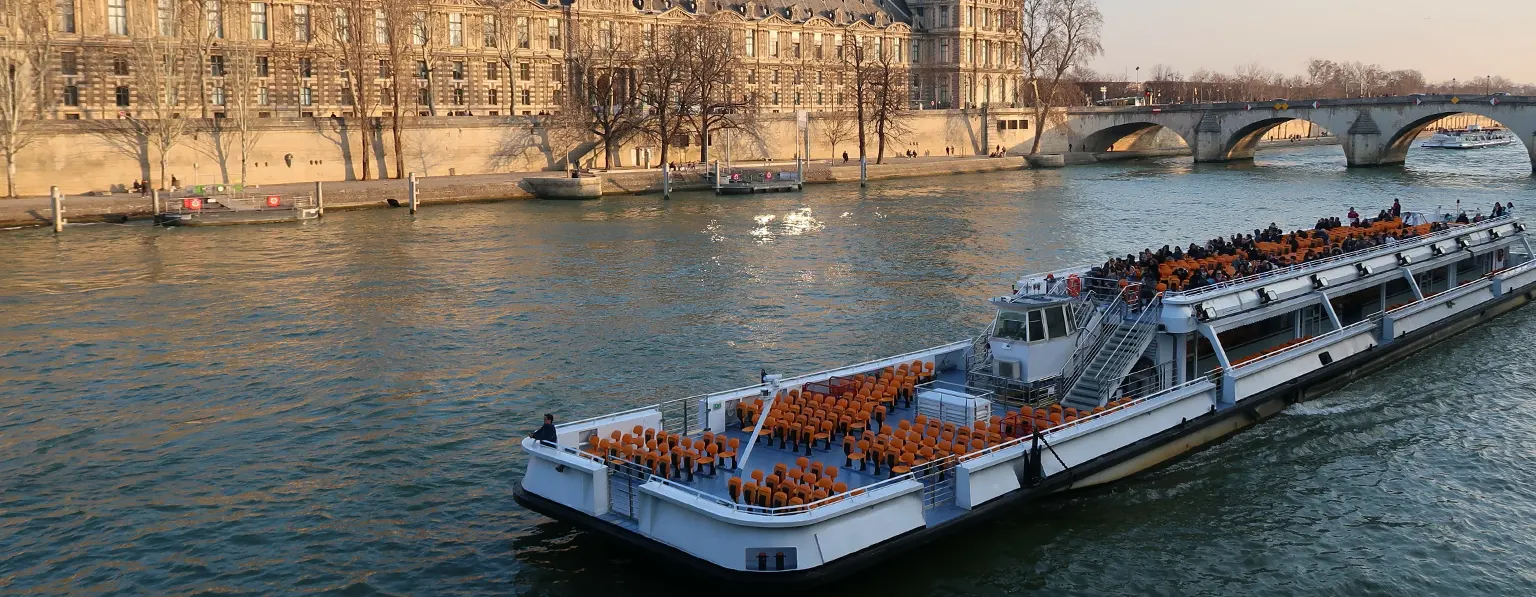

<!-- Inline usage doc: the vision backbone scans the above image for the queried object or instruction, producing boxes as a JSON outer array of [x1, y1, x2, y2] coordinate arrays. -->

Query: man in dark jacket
[[530, 413, 557, 444]]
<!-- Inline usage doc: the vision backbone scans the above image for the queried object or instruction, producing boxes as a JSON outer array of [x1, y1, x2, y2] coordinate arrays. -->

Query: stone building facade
[[22, 0, 1021, 119]]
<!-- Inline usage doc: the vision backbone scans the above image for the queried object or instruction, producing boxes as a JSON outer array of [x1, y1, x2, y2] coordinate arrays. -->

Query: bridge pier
[[1190, 113, 1230, 163]]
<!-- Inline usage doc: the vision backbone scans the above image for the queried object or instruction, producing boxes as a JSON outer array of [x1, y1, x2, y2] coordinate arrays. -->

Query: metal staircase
[[1057, 296, 1162, 411]]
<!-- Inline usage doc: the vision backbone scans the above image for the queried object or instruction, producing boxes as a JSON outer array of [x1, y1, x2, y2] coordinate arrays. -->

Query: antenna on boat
[[736, 373, 781, 473]]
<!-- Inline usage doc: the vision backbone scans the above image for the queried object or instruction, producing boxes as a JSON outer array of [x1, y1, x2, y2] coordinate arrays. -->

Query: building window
[[550, 63, 559, 82], [415, 60, 427, 79], [483, 15, 497, 48], [299, 57, 312, 78], [552, 88, 563, 105], [293, 4, 310, 41], [771, 70, 778, 84], [746, 69, 755, 84], [209, 55, 225, 77], [521, 89, 530, 105], [250, 2, 267, 40], [771, 91, 779, 105], [341, 87, 353, 105], [333, 8, 349, 42], [516, 17, 529, 49], [115, 86, 130, 106], [448, 13, 463, 46], [453, 87, 464, 105], [745, 30, 755, 57], [418, 87, 430, 105], [411, 11, 427, 45], [769, 31, 778, 57], [488, 88, 498, 105], [375, 8, 387, 43], [258, 86, 269, 105], [112, 56, 129, 76], [212, 86, 226, 106], [61, 52, 78, 76], [256, 55, 269, 77], [107, 0, 128, 35], [486, 62, 498, 80], [63, 85, 80, 106], [519, 62, 530, 81], [547, 18, 560, 49], [452, 61, 464, 80], [377, 59, 390, 79], [57, 0, 76, 32], [300, 86, 312, 105], [156, 0, 176, 35], [205, 0, 223, 39], [939, 6, 949, 27]]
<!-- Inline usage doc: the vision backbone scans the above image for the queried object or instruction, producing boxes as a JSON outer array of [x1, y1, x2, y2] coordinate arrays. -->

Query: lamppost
[[1100, 85, 1107, 103]]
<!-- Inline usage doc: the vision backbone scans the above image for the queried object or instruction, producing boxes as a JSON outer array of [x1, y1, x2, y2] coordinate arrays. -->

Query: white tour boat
[[515, 211, 1535, 586], [1420, 124, 1516, 149]]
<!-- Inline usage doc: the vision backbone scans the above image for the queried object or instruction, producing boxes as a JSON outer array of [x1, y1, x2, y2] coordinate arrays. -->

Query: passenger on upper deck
[[1084, 210, 1461, 294]]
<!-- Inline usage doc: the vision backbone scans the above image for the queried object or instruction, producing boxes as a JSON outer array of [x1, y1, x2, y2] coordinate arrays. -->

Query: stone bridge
[[1065, 95, 1536, 171]]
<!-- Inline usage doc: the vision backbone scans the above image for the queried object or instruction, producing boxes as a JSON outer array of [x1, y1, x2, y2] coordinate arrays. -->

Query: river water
[[3, 144, 1535, 596]]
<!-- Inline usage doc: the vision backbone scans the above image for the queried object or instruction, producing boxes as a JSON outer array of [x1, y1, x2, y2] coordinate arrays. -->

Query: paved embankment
[[0, 141, 1340, 229]]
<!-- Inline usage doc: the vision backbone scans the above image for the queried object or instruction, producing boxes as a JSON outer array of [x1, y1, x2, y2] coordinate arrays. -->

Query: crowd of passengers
[[1061, 200, 1514, 297]]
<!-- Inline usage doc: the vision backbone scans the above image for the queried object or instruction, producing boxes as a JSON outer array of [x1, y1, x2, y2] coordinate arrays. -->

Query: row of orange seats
[[1229, 336, 1316, 368], [586, 425, 740, 481], [730, 458, 852, 509]]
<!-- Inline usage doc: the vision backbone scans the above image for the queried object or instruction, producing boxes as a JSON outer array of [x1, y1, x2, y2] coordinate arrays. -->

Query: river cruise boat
[[515, 211, 1536, 586], [1420, 124, 1516, 149]]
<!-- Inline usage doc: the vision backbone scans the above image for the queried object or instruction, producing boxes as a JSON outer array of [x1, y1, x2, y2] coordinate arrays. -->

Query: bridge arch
[[1078, 121, 1191, 154], [1381, 110, 1536, 167], [1217, 117, 1335, 161]]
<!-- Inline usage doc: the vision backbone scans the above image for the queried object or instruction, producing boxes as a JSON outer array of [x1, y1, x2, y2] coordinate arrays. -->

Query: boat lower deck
[[623, 367, 978, 525]]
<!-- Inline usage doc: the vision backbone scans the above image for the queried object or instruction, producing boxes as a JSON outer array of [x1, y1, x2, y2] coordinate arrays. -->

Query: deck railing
[[1170, 214, 1516, 299]]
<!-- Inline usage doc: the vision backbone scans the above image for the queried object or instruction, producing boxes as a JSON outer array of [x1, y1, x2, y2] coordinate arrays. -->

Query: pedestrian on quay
[[842, 151, 849, 163], [131, 180, 141, 195]]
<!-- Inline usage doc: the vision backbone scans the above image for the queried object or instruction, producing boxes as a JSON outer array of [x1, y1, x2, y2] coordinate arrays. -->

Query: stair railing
[[1054, 287, 1134, 399], [1088, 294, 1163, 406]]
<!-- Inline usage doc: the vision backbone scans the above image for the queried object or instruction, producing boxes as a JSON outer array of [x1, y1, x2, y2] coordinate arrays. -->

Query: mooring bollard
[[407, 172, 418, 215], [314, 180, 325, 216], [152, 188, 161, 217], [51, 186, 64, 233]]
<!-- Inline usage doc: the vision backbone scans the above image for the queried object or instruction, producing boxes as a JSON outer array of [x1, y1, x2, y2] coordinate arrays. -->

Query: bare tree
[[0, 0, 56, 196], [864, 36, 910, 164], [223, 48, 263, 183], [491, 2, 521, 116], [683, 16, 749, 165], [319, 0, 378, 180], [1015, 0, 1058, 153], [557, 18, 643, 169], [382, 0, 418, 178], [411, 4, 443, 116], [636, 20, 700, 198], [1019, 0, 1101, 153], [816, 109, 855, 161], [840, 34, 872, 169], [178, 0, 224, 119], [122, 38, 193, 190]]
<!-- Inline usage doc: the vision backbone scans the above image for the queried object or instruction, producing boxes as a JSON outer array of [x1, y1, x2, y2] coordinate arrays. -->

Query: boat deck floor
[[658, 368, 974, 525]]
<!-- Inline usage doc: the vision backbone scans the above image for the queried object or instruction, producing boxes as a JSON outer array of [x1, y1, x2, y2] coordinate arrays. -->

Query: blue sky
[[1091, 0, 1536, 83]]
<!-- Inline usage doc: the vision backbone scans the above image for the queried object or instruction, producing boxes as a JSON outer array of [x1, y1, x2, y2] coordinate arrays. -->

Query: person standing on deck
[[1347, 207, 1359, 223], [1392, 199, 1402, 218], [530, 414, 557, 444]]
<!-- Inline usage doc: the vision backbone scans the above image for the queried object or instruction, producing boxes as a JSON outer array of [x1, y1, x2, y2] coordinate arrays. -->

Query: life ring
[[1065, 274, 1082, 297], [266, 195, 281, 208]]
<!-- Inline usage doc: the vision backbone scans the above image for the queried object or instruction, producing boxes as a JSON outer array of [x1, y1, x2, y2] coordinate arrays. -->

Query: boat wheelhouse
[[515, 212, 1536, 586]]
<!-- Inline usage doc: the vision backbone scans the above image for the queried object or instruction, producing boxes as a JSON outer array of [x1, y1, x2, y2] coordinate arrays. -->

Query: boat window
[[1045, 305, 1068, 339], [1027, 310, 1045, 341], [996, 311, 1028, 341]]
